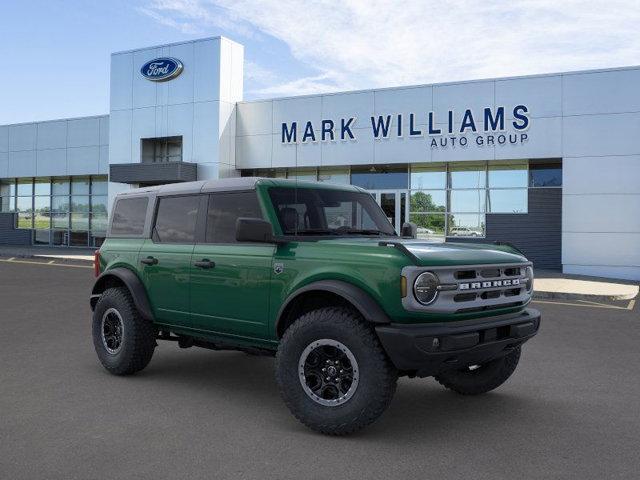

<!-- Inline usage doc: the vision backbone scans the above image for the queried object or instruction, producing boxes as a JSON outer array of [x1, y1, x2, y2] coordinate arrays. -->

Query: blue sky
[[1, 0, 639, 125]]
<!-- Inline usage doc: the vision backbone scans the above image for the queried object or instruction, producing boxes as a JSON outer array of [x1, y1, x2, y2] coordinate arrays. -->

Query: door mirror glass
[[236, 217, 275, 243], [401, 222, 417, 239]]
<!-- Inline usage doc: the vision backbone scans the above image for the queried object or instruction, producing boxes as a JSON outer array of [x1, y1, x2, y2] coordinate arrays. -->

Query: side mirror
[[401, 222, 417, 239], [236, 217, 275, 243]]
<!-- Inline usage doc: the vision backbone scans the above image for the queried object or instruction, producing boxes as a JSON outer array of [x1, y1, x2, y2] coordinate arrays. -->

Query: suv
[[90, 178, 540, 435]]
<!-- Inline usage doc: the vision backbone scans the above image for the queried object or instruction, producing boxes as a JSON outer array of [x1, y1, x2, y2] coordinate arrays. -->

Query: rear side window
[[206, 192, 262, 243], [110, 197, 148, 236], [153, 195, 200, 244]]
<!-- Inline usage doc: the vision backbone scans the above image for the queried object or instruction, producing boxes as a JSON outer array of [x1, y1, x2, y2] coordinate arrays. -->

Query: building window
[[318, 167, 350, 185], [529, 160, 562, 187], [351, 165, 408, 190], [141, 136, 183, 163]]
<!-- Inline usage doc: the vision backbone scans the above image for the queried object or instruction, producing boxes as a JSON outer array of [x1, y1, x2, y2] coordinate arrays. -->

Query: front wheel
[[275, 307, 397, 436], [435, 347, 521, 395]]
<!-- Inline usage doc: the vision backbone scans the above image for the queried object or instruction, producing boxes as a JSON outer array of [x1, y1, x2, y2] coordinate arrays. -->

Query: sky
[[1, 0, 640, 125]]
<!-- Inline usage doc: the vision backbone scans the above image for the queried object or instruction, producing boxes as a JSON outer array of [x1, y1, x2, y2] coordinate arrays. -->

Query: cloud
[[143, 0, 640, 97]]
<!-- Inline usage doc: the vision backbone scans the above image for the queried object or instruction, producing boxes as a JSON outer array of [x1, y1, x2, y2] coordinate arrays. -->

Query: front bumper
[[375, 308, 541, 377]]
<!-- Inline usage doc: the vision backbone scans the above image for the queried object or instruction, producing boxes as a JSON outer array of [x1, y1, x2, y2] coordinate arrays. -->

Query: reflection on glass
[[410, 164, 446, 189], [447, 214, 485, 237], [351, 166, 408, 189], [69, 230, 89, 246], [17, 180, 33, 196], [52, 178, 70, 195], [287, 168, 317, 182], [450, 190, 486, 213], [71, 212, 90, 230], [17, 195, 33, 228], [1, 195, 15, 212], [91, 177, 108, 195], [34, 230, 51, 245], [91, 195, 108, 214], [529, 163, 562, 187], [52, 196, 70, 213], [34, 196, 51, 229], [410, 190, 446, 212], [449, 164, 486, 189], [34, 179, 51, 196], [71, 178, 90, 195], [318, 168, 350, 185], [52, 229, 67, 246], [1, 179, 16, 197], [90, 213, 108, 233], [71, 195, 90, 212], [488, 189, 528, 213], [410, 213, 445, 241], [488, 164, 528, 188], [52, 213, 69, 229]]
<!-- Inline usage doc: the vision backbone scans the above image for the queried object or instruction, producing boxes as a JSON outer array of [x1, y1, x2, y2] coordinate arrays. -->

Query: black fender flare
[[90, 268, 154, 321], [275, 280, 391, 335]]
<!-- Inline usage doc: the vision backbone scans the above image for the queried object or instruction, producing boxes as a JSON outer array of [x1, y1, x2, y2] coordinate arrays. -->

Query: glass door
[[371, 190, 407, 233]]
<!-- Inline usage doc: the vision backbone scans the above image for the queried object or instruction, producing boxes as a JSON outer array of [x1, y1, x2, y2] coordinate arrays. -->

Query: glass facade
[[243, 159, 561, 241], [1, 176, 108, 247]]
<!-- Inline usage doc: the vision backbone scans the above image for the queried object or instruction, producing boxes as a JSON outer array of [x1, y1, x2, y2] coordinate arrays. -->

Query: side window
[[111, 197, 148, 236], [206, 192, 262, 243], [153, 195, 200, 244]]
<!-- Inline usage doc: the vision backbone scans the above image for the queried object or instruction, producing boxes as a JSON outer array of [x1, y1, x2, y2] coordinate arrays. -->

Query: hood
[[315, 237, 527, 266]]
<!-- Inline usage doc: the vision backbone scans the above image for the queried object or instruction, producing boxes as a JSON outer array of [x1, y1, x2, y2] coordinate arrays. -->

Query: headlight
[[414, 271, 439, 305], [525, 266, 534, 292]]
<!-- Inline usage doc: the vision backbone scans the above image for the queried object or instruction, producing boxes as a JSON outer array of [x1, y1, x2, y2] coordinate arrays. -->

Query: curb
[[532, 290, 638, 302], [0, 253, 93, 265]]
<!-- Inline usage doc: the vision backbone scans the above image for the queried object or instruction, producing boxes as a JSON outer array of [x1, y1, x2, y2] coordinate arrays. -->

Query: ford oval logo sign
[[140, 57, 184, 82]]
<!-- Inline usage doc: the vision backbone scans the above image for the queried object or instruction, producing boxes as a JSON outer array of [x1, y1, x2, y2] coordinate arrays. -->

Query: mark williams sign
[[140, 57, 184, 82], [281, 105, 530, 149]]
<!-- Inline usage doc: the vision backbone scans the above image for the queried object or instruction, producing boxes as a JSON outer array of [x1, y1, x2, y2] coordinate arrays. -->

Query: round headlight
[[525, 266, 534, 292], [414, 272, 439, 305]]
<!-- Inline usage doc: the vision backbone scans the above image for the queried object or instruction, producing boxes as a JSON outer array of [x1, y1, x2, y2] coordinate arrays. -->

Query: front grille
[[402, 262, 532, 314]]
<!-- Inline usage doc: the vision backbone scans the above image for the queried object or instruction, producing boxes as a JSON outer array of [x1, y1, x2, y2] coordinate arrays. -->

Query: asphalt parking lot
[[1, 259, 639, 480]]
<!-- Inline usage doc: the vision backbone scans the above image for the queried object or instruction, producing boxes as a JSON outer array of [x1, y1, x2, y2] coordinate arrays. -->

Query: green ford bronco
[[90, 177, 540, 435]]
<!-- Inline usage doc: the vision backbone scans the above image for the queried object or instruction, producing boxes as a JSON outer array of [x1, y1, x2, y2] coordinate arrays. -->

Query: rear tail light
[[94, 250, 101, 277]]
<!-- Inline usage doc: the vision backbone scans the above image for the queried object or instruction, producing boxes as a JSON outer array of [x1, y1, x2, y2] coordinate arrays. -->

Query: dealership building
[[0, 36, 639, 280]]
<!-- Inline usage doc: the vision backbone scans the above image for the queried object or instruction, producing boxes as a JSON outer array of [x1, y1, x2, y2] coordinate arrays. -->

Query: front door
[[190, 191, 274, 339], [371, 190, 407, 233]]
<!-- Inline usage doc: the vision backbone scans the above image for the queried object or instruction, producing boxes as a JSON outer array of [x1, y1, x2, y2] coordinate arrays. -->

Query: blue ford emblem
[[140, 57, 184, 82]]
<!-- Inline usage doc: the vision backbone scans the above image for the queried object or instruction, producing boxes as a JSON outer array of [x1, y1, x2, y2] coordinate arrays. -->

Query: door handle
[[140, 256, 158, 266], [194, 259, 215, 269]]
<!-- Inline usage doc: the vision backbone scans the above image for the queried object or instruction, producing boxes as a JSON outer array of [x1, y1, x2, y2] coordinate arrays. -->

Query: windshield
[[268, 187, 396, 236]]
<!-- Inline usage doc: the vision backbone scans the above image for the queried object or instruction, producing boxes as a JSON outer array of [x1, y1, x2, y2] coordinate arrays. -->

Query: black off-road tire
[[92, 287, 157, 376], [435, 347, 521, 395], [275, 307, 397, 436]]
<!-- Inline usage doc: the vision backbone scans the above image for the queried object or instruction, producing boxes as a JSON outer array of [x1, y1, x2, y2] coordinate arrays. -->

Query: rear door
[[140, 194, 203, 328], [190, 191, 274, 338]]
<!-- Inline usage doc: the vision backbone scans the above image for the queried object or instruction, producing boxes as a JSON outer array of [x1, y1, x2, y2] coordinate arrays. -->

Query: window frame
[[150, 193, 204, 245], [201, 190, 265, 245]]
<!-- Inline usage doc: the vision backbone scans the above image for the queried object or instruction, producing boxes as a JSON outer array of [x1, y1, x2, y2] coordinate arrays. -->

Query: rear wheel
[[275, 307, 397, 435], [435, 347, 521, 395], [92, 287, 156, 375]]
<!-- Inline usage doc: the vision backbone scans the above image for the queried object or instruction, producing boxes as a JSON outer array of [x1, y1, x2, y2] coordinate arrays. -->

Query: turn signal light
[[94, 250, 101, 278], [400, 276, 407, 298]]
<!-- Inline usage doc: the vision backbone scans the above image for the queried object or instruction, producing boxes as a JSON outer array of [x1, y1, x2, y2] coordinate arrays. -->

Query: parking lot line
[[533, 298, 636, 311], [0, 258, 92, 269]]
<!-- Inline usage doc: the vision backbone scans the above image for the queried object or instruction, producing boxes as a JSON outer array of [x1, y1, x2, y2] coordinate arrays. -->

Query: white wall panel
[[563, 112, 640, 157], [194, 39, 221, 103], [192, 101, 220, 164], [67, 146, 100, 175], [563, 156, 640, 195], [36, 149, 66, 176], [167, 42, 195, 105], [564, 264, 640, 281], [431, 130, 495, 162], [433, 81, 494, 123], [9, 124, 37, 151], [295, 141, 322, 167], [166, 102, 194, 162], [67, 117, 100, 147], [0, 152, 8, 177], [110, 52, 133, 111], [495, 75, 562, 119], [374, 87, 432, 124], [37, 121, 67, 150], [563, 69, 640, 116], [108, 110, 132, 164], [563, 194, 640, 233], [99, 145, 109, 174], [130, 107, 157, 162], [0, 126, 9, 152], [321, 136, 373, 166], [132, 48, 161, 109], [99, 116, 109, 146], [322, 91, 374, 125], [273, 96, 322, 136], [8, 150, 37, 177], [235, 134, 272, 169], [237, 101, 273, 136], [374, 136, 430, 164], [562, 232, 640, 267], [270, 135, 297, 168], [495, 116, 561, 160]]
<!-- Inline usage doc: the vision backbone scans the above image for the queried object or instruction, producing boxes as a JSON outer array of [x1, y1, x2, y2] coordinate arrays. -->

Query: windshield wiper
[[290, 229, 341, 236]]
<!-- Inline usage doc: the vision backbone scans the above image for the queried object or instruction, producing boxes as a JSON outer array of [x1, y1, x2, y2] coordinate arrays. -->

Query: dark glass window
[[529, 163, 562, 187], [153, 195, 199, 244], [350, 165, 408, 189], [110, 197, 148, 236], [206, 192, 262, 243]]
